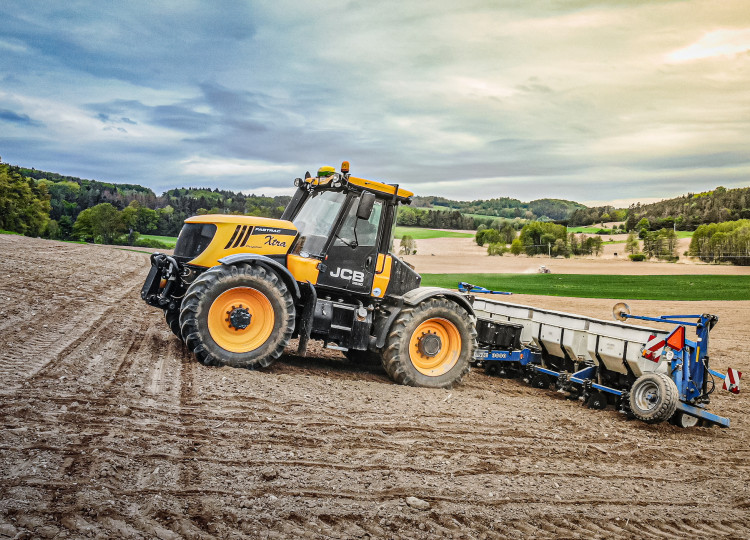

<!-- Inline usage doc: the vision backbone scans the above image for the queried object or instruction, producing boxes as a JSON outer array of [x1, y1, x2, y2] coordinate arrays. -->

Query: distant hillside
[[627, 186, 750, 230], [411, 195, 586, 221], [6, 165, 290, 238], [568, 185, 750, 230]]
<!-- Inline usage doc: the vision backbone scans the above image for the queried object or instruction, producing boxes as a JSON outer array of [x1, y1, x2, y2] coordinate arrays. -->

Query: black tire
[[670, 410, 699, 428], [382, 298, 475, 389], [179, 264, 295, 369], [587, 391, 608, 410], [165, 309, 182, 340], [530, 373, 550, 389], [629, 373, 679, 424]]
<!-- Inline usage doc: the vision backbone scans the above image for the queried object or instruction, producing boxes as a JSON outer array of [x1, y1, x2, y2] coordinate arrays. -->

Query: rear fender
[[372, 287, 475, 349], [402, 287, 475, 315], [217, 253, 301, 299]]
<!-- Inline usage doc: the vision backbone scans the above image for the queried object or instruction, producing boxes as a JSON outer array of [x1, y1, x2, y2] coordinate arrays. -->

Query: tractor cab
[[282, 162, 419, 299]]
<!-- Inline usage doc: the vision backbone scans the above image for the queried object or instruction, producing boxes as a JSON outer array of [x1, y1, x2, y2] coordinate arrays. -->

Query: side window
[[361, 200, 383, 247], [334, 196, 383, 247]]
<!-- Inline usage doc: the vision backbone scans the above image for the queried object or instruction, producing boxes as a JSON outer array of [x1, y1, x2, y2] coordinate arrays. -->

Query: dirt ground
[[1, 234, 749, 539]]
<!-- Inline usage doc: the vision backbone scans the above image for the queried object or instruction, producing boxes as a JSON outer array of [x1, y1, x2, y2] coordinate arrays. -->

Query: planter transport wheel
[[629, 372, 679, 424]]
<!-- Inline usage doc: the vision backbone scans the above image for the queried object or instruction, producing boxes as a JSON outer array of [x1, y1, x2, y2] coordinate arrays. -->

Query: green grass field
[[566, 226, 615, 234], [140, 234, 178, 247], [393, 227, 474, 240], [567, 226, 694, 238], [420, 273, 750, 301]]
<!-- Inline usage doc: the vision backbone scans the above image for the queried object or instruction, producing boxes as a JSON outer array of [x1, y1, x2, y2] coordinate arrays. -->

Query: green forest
[[568, 185, 750, 231], [411, 195, 585, 221], [1, 163, 290, 248]]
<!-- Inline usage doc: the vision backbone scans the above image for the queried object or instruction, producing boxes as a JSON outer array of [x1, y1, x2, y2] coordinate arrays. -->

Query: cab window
[[335, 197, 383, 248]]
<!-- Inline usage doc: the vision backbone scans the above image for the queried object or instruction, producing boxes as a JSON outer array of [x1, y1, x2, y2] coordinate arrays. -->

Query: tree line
[[569, 185, 750, 233], [689, 219, 750, 266], [474, 221, 604, 258], [0, 162, 290, 246], [411, 195, 585, 221]]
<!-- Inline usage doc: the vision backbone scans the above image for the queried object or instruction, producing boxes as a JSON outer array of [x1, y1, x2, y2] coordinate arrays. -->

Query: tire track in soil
[[2, 236, 750, 538]]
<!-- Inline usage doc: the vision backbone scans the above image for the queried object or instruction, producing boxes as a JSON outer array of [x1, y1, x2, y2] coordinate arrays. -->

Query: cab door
[[316, 195, 384, 295]]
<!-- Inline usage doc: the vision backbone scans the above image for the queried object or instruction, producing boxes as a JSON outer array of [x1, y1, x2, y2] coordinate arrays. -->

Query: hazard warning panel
[[723, 368, 742, 394], [642, 334, 665, 362]]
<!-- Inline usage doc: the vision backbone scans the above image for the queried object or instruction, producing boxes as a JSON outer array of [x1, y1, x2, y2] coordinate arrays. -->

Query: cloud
[[180, 157, 298, 177], [1, 1, 749, 207], [667, 28, 750, 62], [0, 109, 42, 127]]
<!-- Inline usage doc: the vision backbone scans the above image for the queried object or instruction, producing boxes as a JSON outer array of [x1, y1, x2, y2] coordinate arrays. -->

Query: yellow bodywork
[[287, 254, 320, 285], [185, 215, 298, 268], [303, 174, 413, 199], [371, 254, 393, 298], [347, 176, 413, 199]]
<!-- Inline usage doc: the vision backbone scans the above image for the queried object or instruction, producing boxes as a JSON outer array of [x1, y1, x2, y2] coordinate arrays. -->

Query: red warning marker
[[666, 325, 685, 351], [642, 334, 665, 362], [723, 368, 742, 394]]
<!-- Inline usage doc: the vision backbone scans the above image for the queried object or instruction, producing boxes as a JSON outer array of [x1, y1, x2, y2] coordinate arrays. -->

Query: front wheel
[[629, 373, 679, 424], [179, 264, 295, 369], [382, 298, 475, 388], [165, 309, 182, 340]]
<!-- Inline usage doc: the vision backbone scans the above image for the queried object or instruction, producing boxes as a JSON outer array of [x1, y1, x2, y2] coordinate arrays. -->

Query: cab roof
[[304, 173, 413, 201]]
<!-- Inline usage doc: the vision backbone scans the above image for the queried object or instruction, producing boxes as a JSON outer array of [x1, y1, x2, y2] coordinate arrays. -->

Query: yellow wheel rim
[[208, 287, 275, 353], [409, 318, 461, 376]]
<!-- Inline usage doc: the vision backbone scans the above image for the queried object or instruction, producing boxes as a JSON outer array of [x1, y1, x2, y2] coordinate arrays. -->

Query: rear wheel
[[629, 373, 679, 424], [179, 264, 295, 369], [382, 298, 475, 388]]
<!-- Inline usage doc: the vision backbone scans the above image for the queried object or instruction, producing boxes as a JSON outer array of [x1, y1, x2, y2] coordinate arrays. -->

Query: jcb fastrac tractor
[[142, 162, 476, 388]]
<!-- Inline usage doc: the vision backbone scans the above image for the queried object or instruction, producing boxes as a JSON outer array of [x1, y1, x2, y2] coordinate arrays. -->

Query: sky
[[1, 1, 749, 207]]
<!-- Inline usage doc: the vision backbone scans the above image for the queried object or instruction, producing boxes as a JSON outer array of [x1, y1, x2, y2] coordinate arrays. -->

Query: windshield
[[292, 190, 347, 257]]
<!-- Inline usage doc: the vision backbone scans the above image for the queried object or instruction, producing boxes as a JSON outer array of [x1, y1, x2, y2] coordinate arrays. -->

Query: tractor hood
[[178, 215, 297, 267]]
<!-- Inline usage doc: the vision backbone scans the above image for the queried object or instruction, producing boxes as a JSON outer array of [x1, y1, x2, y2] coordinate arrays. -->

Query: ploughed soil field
[[1, 234, 749, 539], [404, 236, 750, 275]]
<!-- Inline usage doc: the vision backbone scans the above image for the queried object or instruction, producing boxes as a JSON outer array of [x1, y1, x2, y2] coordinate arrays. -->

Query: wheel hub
[[417, 331, 442, 357], [226, 305, 252, 331]]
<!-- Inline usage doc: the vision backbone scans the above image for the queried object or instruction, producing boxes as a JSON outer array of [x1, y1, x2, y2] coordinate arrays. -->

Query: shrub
[[487, 243, 509, 256], [399, 235, 417, 255], [476, 228, 500, 246], [629, 253, 646, 262], [510, 238, 524, 255], [134, 237, 173, 249]]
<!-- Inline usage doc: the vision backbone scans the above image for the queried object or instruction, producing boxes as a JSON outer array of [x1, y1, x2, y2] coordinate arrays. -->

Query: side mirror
[[357, 192, 376, 220]]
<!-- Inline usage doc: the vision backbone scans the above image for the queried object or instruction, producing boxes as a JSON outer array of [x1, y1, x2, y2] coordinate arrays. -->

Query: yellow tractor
[[141, 162, 476, 388]]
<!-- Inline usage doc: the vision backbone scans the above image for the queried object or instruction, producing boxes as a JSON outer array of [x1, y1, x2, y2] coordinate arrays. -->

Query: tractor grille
[[174, 224, 216, 259]]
